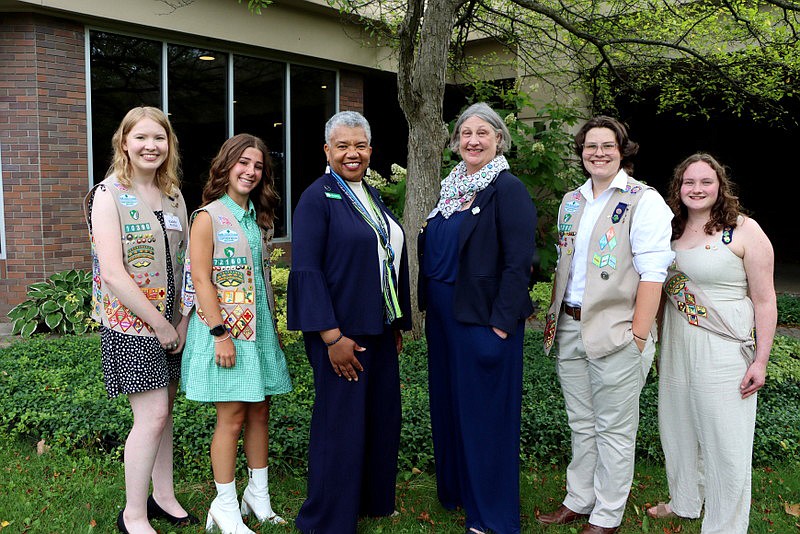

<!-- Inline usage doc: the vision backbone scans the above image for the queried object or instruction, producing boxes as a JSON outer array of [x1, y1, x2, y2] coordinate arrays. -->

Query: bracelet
[[213, 333, 231, 343], [633, 332, 647, 342], [325, 333, 343, 347]]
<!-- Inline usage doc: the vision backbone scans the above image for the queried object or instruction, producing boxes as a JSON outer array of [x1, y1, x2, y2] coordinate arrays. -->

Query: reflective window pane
[[90, 31, 161, 183], [290, 65, 336, 219], [234, 56, 286, 236], [168, 45, 227, 212]]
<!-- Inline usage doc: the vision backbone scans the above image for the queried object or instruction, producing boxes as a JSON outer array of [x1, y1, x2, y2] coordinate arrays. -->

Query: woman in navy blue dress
[[287, 111, 412, 533], [419, 102, 538, 534]]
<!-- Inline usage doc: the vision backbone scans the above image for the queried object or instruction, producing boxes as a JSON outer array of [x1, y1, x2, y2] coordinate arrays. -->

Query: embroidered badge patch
[[625, 185, 642, 194], [213, 256, 247, 267], [217, 270, 245, 287], [119, 194, 138, 207], [610, 202, 628, 224], [543, 312, 557, 351], [127, 244, 155, 266], [124, 223, 152, 233], [599, 227, 617, 251], [217, 229, 239, 244], [722, 226, 733, 244]]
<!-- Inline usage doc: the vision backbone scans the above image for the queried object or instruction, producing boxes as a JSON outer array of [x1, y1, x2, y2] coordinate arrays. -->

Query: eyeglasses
[[583, 142, 618, 153]]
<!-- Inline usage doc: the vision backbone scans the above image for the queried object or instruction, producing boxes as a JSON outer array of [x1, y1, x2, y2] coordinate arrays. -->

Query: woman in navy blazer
[[287, 111, 411, 533], [419, 102, 537, 534]]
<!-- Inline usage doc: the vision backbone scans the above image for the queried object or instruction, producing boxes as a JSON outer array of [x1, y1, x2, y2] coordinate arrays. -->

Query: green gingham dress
[[181, 195, 292, 402]]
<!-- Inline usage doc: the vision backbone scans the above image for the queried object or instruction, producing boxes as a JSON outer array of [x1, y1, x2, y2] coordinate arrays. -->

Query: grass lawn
[[1, 437, 798, 533]]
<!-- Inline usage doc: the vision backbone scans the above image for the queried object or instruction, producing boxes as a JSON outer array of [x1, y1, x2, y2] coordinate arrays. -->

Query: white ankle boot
[[240, 466, 286, 525], [205, 480, 255, 534]]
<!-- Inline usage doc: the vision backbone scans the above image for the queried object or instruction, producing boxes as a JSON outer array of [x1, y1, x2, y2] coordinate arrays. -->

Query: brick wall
[[0, 13, 90, 320], [339, 70, 364, 112]]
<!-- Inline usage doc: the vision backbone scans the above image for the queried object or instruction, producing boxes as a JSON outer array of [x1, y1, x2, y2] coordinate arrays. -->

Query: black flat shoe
[[117, 509, 129, 533], [147, 494, 200, 526]]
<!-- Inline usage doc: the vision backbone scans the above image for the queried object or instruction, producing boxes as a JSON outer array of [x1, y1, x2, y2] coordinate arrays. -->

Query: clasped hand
[[328, 336, 365, 381]]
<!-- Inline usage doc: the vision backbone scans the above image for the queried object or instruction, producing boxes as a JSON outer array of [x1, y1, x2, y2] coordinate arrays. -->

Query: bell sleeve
[[287, 185, 339, 332]]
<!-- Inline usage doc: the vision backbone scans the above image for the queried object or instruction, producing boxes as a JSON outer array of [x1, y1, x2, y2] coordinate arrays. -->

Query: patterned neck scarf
[[436, 155, 509, 219], [330, 171, 403, 324]]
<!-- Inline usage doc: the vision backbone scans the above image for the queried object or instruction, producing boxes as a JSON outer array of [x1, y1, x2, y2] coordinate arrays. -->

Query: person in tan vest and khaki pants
[[537, 116, 674, 534]]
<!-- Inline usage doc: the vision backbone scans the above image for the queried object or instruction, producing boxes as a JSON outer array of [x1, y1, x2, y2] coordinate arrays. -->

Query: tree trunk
[[397, 0, 463, 338]]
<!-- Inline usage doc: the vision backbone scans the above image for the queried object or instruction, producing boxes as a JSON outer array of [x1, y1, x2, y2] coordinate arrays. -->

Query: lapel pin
[[471, 206, 481, 215]]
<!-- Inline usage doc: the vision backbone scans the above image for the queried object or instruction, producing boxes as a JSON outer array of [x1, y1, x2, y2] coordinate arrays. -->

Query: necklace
[[686, 221, 709, 233]]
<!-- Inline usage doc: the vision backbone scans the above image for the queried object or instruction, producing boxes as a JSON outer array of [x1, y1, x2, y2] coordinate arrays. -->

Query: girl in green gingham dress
[[182, 193, 291, 401], [181, 134, 291, 533]]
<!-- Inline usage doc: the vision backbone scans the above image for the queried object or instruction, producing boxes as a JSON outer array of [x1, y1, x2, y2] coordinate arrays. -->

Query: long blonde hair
[[107, 106, 181, 195]]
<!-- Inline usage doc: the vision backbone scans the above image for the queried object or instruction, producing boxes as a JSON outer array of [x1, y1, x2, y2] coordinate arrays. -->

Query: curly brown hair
[[201, 134, 279, 230], [574, 116, 639, 177], [668, 152, 742, 240], [108, 107, 181, 195]]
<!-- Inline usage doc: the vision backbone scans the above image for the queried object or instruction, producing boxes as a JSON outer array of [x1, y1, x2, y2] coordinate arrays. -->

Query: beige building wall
[[3, 0, 397, 70]]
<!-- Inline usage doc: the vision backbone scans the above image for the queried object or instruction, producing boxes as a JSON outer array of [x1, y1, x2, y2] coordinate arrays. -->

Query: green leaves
[[6, 269, 96, 338], [237, 0, 272, 15]]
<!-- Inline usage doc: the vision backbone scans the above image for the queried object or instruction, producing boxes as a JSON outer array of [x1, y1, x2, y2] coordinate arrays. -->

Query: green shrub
[[6, 269, 96, 337], [270, 248, 302, 345], [777, 293, 800, 325], [364, 164, 407, 220], [530, 280, 553, 322], [2, 332, 797, 483]]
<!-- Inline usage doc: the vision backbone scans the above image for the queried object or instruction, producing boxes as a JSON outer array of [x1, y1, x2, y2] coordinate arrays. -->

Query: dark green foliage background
[[1, 331, 797, 483], [777, 293, 800, 325]]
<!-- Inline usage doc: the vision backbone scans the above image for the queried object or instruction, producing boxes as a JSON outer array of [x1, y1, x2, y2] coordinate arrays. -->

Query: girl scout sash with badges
[[663, 240, 756, 365]]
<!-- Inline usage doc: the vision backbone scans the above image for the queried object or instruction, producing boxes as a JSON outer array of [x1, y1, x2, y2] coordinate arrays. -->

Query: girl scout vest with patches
[[544, 177, 650, 358], [84, 177, 188, 336], [181, 199, 275, 341]]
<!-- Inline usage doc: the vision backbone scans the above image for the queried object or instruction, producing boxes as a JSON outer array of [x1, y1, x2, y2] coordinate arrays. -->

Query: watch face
[[210, 325, 226, 336]]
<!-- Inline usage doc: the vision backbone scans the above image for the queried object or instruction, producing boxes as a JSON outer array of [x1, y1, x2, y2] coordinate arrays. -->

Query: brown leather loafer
[[536, 504, 590, 525], [580, 523, 619, 534]]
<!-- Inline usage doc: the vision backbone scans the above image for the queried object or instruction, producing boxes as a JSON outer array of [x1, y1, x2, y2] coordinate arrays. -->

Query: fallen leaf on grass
[[417, 511, 434, 525], [784, 502, 800, 517]]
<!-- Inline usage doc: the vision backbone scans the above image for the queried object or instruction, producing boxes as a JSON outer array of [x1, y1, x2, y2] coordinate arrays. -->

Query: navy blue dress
[[288, 174, 411, 534], [423, 207, 527, 534]]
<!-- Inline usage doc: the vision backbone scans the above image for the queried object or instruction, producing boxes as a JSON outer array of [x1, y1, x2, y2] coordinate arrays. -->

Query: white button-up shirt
[[564, 170, 674, 307]]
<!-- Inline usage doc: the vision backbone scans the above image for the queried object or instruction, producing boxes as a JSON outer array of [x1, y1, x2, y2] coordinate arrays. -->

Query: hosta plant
[[7, 269, 96, 337]]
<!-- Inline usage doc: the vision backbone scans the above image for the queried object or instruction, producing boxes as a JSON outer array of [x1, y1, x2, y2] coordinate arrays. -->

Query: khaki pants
[[554, 312, 654, 528]]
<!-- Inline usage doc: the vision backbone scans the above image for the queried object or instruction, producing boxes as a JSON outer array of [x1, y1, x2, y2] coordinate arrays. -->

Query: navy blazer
[[418, 170, 538, 334], [287, 174, 412, 335]]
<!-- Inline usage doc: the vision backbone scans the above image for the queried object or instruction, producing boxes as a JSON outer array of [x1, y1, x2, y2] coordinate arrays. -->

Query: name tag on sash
[[164, 213, 182, 231]]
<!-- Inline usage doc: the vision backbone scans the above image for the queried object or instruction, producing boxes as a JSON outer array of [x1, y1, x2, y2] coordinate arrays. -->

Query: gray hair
[[449, 102, 511, 154], [324, 111, 372, 145]]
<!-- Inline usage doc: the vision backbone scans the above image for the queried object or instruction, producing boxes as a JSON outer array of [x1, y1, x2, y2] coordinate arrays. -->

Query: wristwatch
[[209, 324, 226, 337]]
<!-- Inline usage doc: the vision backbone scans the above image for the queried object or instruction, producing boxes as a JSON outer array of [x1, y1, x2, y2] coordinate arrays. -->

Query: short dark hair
[[574, 116, 639, 177]]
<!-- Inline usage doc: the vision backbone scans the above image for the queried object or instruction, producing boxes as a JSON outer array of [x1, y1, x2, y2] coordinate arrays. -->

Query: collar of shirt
[[220, 194, 256, 222], [578, 169, 629, 202]]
